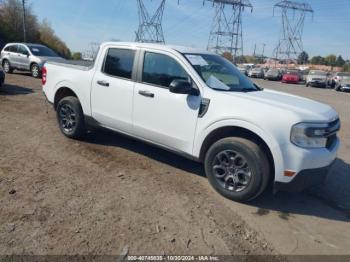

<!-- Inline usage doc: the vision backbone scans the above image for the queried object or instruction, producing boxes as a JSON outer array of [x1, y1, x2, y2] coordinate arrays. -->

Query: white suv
[[42, 42, 340, 202]]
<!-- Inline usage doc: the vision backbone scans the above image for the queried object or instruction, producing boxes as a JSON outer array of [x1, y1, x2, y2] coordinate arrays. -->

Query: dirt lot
[[0, 73, 349, 256]]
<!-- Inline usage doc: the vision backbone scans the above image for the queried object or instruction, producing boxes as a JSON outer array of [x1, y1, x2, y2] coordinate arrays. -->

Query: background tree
[[72, 52, 82, 60], [222, 52, 233, 62], [0, 0, 71, 58], [336, 55, 345, 67], [297, 51, 309, 65], [324, 55, 337, 67], [310, 56, 325, 65]]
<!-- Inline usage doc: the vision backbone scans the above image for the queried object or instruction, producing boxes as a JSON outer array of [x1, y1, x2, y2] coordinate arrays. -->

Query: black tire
[[204, 137, 270, 202], [56, 96, 86, 139], [2, 60, 13, 74], [31, 63, 41, 78]]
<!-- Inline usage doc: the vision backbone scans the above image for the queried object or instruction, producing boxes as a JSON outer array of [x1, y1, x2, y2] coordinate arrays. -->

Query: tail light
[[42, 66, 47, 86]]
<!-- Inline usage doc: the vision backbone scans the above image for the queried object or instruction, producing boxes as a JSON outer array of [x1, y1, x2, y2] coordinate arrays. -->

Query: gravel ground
[[0, 73, 276, 256], [0, 72, 349, 256]]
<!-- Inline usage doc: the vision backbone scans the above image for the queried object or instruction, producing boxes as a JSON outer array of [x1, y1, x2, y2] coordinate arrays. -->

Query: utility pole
[[261, 43, 266, 61], [253, 43, 256, 57], [206, 0, 253, 64], [135, 0, 166, 44], [22, 0, 27, 42], [273, 1, 313, 63]]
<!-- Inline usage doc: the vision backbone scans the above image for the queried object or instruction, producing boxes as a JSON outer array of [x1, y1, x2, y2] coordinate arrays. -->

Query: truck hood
[[221, 89, 337, 121]]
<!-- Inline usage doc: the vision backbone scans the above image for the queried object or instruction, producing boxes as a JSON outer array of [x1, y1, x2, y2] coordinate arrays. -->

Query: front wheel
[[31, 63, 41, 78], [204, 137, 270, 202], [56, 96, 86, 139]]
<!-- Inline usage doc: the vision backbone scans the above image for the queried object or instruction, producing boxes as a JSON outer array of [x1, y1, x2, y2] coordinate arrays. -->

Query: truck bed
[[45, 59, 94, 71]]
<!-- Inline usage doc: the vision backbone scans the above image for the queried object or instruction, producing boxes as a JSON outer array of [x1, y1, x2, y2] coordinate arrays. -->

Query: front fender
[[193, 119, 284, 180]]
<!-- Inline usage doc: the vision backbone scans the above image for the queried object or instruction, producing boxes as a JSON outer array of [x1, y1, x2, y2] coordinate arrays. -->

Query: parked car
[[335, 76, 350, 92], [248, 67, 264, 78], [43, 42, 340, 202], [306, 70, 328, 88], [264, 69, 282, 81], [331, 72, 350, 89], [0, 43, 64, 78], [237, 66, 248, 76], [282, 70, 301, 84], [0, 68, 4, 87]]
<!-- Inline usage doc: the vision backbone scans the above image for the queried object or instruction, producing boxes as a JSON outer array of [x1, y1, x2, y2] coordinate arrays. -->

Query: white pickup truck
[[43, 42, 340, 202]]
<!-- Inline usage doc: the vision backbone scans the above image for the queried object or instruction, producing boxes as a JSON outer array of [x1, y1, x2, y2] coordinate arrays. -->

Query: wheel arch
[[197, 122, 284, 182], [54, 87, 78, 110]]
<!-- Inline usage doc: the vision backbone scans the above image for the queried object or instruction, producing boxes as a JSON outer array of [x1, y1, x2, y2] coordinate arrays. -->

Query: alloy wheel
[[59, 104, 77, 133], [212, 150, 252, 192]]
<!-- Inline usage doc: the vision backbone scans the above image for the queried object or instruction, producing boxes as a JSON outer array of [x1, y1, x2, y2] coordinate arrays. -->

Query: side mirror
[[169, 79, 199, 96]]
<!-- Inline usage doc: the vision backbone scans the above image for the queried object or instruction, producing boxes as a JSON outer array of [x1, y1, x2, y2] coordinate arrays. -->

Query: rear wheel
[[56, 96, 86, 139], [2, 60, 13, 74], [204, 137, 270, 202], [31, 63, 41, 78]]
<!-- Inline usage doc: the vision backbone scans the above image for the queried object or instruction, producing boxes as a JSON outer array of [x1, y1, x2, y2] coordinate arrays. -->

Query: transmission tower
[[135, 0, 166, 44], [206, 0, 253, 63], [273, 1, 313, 62]]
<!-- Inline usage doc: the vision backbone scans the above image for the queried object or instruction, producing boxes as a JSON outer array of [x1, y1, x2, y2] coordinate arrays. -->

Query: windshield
[[310, 71, 327, 76], [338, 73, 350, 77], [27, 45, 59, 57], [184, 53, 260, 92]]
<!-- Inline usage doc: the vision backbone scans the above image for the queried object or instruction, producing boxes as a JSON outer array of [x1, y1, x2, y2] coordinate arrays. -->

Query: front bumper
[[341, 85, 350, 92], [275, 163, 333, 192], [309, 81, 327, 87]]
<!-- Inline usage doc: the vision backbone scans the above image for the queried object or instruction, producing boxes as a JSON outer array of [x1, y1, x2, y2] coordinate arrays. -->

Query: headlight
[[291, 123, 329, 148]]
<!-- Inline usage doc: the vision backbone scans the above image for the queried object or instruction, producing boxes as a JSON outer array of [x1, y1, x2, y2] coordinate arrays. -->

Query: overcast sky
[[31, 0, 350, 59]]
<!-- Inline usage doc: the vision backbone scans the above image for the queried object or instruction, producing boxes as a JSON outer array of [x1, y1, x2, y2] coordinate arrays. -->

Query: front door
[[91, 47, 137, 134], [133, 50, 201, 154]]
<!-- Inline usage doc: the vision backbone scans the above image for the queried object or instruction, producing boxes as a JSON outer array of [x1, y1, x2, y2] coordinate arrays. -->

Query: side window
[[7, 45, 18, 53], [103, 48, 135, 79], [4, 46, 11, 52], [18, 45, 29, 55], [142, 52, 189, 88]]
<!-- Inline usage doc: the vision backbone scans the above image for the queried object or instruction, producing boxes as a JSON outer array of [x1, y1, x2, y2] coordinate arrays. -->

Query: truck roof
[[100, 42, 211, 55]]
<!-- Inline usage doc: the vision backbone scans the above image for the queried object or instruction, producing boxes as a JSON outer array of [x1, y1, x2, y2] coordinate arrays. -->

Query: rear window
[[27, 45, 58, 57], [103, 48, 135, 79], [5, 45, 18, 53]]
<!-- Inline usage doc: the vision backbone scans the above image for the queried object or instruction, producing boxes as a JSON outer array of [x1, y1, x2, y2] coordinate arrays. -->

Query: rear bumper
[[275, 163, 334, 192]]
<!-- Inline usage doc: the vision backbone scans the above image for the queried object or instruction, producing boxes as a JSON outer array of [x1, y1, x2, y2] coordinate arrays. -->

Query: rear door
[[132, 50, 201, 154], [91, 46, 137, 134], [17, 45, 31, 70], [7, 45, 19, 67]]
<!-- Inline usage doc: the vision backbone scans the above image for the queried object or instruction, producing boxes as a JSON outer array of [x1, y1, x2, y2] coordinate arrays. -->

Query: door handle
[[97, 80, 109, 87], [138, 90, 155, 98]]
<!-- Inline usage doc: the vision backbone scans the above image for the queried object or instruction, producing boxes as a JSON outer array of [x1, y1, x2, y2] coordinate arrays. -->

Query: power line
[[135, 0, 166, 44], [273, 0, 314, 61], [205, 0, 253, 63]]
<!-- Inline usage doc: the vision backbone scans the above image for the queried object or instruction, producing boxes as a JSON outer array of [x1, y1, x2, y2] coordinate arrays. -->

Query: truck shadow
[[85, 128, 205, 177], [0, 84, 34, 96], [85, 129, 350, 222], [249, 158, 350, 222]]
